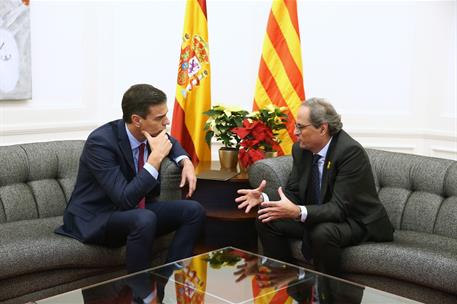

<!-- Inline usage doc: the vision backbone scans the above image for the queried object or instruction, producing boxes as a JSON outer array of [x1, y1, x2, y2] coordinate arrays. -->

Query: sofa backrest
[[366, 149, 457, 240], [249, 149, 457, 241], [0, 141, 84, 223]]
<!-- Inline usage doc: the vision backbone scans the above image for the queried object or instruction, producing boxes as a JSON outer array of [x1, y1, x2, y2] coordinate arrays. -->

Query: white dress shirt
[[262, 137, 333, 222], [125, 125, 188, 180]]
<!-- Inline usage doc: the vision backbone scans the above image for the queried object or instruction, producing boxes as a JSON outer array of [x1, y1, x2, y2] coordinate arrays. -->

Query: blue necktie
[[310, 154, 322, 205]]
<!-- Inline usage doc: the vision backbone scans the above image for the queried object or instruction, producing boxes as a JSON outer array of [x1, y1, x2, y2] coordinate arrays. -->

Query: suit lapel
[[116, 119, 135, 173], [299, 151, 313, 203], [320, 132, 340, 203]]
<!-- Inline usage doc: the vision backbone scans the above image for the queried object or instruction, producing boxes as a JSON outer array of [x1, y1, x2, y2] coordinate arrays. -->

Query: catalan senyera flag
[[252, 277, 293, 304], [171, 0, 211, 166], [253, 0, 305, 155]]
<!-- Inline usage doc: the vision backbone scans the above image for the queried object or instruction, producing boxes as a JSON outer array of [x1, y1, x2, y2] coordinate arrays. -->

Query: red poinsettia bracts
[[232, 119, 280, 168]]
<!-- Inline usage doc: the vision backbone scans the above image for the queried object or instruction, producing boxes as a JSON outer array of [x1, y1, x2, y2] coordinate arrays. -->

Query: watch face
[[0, 28, 20, 93]]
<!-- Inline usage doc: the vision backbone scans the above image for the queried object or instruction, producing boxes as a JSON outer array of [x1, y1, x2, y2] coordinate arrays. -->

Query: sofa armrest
[[158, 158, 183, 201], [248, 156, 293, 200]]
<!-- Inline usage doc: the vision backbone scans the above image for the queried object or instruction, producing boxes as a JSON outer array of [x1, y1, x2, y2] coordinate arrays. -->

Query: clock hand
[[0, 42, 5, 50]]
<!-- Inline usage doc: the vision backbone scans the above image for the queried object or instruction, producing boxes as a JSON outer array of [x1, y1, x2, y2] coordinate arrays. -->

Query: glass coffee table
[[36, 247, 420, 304]]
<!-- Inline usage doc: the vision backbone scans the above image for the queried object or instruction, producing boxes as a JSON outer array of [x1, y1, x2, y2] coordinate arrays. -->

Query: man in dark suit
[[236, 98, 393, 279], [56, 84, 205, 280]]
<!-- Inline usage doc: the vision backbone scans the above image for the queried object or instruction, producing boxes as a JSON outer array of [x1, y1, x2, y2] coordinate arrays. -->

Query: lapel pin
[[327, 161, 332, 170]]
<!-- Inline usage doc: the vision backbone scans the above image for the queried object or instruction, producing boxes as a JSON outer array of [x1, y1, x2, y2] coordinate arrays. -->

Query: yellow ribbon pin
[[327, 161, 332, 170]]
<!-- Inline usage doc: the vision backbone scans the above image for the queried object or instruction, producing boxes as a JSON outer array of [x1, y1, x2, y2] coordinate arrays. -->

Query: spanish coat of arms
[[177, 33, 209, 98]]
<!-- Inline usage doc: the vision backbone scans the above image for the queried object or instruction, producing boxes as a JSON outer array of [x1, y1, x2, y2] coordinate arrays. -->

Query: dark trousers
[[256, 217, 367, 276], [104, 200, 205, 273]]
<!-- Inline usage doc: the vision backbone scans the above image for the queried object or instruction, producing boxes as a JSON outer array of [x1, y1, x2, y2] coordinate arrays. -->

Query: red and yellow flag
[[252, 276, 293, 304], [171, 0, 212, 166], [253, 0, 305, 155], [174, 256, 208, 303]]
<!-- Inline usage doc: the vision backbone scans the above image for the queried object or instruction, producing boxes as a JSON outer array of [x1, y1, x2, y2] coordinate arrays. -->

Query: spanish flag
[[253, 0, 305, 155], [174, 256, 208, 303], [171, 0, 212, 166]]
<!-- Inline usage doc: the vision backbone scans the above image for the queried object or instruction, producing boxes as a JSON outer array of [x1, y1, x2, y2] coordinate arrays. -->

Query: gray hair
[[302, 98, 343, 136]]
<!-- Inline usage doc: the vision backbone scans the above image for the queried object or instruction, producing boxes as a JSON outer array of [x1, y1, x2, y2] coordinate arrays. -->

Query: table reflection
[[155, 248, 363, 304]]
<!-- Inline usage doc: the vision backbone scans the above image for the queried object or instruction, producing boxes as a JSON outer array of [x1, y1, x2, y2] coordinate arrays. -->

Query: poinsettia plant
[[232, 119, 281, 168], [247, 104, 288, 151], [204, 105, 248, 149]]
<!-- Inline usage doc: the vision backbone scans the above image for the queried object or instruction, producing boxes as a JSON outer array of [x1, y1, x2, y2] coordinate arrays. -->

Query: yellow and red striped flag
[[171, 0, 212, 166], [252, 276, 293, 304], [253, 0, 305, 155]]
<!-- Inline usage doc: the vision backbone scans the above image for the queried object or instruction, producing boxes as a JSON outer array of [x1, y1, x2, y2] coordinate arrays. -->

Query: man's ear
[[321, 123, 329, 135], [131, 114, 141, 128]]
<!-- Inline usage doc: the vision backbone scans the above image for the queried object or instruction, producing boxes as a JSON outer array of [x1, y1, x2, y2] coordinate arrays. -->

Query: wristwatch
[[259, 193, 264, 203], [295, 206, 302, 221]]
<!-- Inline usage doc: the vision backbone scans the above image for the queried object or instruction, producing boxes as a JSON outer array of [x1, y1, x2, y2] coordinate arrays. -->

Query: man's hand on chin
[[180, 158, 196, 198], [143, 130, 172, 170]]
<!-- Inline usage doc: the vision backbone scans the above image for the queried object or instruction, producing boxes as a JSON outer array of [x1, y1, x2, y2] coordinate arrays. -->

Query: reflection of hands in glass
[[254, 265, 299, 290], [233, 256, 259, 282]]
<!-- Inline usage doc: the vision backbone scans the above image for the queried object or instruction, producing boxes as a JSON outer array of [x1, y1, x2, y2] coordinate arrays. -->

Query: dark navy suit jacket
[[55, 119, 187, 244]]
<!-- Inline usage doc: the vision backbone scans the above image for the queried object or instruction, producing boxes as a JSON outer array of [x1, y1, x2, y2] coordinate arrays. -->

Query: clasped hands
[[235, 179, 300, 222], [142, 130, 196, 198]]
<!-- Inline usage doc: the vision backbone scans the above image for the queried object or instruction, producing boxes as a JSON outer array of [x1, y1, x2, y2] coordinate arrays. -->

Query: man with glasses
[[236, 98, 394, 279], [56, 84, 205, 294]]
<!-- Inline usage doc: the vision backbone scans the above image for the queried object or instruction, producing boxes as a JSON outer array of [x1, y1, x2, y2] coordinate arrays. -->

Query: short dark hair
[[122, 84, 167, 123]]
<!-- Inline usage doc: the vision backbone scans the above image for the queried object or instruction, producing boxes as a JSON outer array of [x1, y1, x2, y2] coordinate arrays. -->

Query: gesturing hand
[[258, 187, 301, 222], [143, 130, 172, 170], [254, 265, 299, 289], [233, 256, 258, 283], [235, 180, 267, 213]]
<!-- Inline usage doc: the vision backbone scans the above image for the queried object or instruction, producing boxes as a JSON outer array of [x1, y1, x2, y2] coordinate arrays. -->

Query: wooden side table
[[191, 161, 258, 252]]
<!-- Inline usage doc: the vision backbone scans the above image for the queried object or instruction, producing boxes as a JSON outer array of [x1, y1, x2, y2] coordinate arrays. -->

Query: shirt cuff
[[175, 155, 189, 167], [261, 193, 269, 202], [299, 205, 308, 222], [298, 268, 306, 279], [142, 290, 156, 303], [143, 162, 159, 180]]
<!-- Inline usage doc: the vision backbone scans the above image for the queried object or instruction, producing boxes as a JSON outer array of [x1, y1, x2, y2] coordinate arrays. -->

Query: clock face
[[0, 28, 20, 93]]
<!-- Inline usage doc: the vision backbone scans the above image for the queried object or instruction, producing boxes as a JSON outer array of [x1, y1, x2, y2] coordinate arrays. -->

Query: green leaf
[[205, 131, 214, 147]]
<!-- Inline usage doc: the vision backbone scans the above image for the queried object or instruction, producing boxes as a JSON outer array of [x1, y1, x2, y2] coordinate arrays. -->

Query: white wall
[[0, 0, 456, 160]]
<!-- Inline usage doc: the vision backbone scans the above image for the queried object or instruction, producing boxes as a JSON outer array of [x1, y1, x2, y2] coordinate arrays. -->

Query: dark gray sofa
[[0, 140, 182, 304], [248, 149, 457, 304]]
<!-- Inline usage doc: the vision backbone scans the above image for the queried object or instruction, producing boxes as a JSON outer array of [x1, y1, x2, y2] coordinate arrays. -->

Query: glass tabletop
[[36, 247, 420, 304]]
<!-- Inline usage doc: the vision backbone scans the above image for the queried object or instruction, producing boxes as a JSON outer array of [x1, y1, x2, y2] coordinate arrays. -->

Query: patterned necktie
[[310, 154, 322, 205], [137, 143, 146, 209]]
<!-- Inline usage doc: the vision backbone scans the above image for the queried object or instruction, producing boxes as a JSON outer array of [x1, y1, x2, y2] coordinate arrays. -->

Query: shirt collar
[[125, 124, 147, 150], [316, 137, 333, 159]]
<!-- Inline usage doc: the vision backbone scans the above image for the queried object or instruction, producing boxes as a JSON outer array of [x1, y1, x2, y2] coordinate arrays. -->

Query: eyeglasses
[[294, 123, 312, 132]]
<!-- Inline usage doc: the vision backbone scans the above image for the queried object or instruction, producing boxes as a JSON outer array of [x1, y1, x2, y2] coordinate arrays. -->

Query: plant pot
[[238, 161, 248, 173], [264, 151, 278, 158], [219, 148, 238, 170]]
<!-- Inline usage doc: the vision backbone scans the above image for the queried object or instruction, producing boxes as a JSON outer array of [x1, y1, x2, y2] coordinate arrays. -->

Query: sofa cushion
[[340, 230, 457, 294], [290, 230, 457, 294], [0, 216, 171, 280], [435, 196, 457, 239], [0, 141, 84, 224], [366, 149, 456, 235]]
